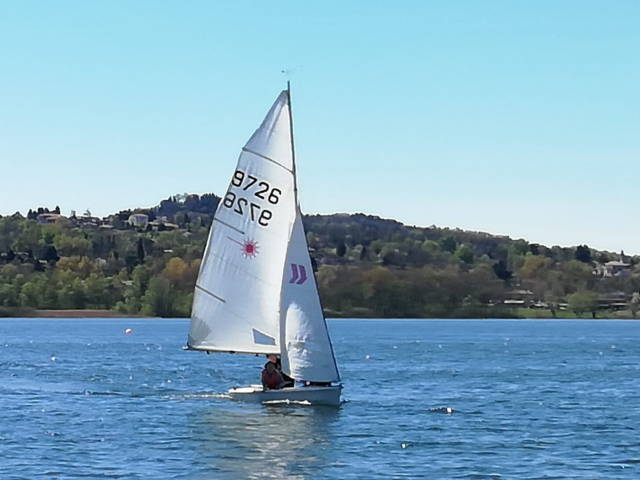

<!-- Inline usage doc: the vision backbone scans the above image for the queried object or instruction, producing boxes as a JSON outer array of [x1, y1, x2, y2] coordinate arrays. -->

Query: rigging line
[[213, 217, 245, 235], [195, 284, 226, 303], [242, 147, 293, 174]]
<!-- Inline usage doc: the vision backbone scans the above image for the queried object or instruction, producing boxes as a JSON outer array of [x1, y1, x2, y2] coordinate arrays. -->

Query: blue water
[[1, 318, 639, 479]]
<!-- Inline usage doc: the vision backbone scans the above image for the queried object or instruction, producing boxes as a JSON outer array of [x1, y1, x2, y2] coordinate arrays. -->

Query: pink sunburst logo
[[242, 239, 259, 258]]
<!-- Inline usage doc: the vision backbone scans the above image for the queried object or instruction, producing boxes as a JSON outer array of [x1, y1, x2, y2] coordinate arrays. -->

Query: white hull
[[228, 384, 342, 407]]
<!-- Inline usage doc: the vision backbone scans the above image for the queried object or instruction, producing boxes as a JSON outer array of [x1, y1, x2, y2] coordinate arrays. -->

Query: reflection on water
[[189, 404, 340, 479]]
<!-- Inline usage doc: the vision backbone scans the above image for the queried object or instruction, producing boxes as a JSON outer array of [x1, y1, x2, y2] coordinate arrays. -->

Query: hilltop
[[1, 194, 638, 318]]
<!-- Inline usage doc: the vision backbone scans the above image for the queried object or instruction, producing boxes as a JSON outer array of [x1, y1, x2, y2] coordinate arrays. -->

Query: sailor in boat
[[264, 354, 295, 388], [261, 361, 286, 390]]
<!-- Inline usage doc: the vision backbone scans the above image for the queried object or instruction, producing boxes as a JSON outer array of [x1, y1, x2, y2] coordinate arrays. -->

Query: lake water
[[1, 318, 639, 479]]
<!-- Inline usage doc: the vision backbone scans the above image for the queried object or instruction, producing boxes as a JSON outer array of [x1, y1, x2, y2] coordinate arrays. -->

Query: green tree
[[136, 238, 146, 264], [567, 290, 599, 318], [55, 234, 91, 257], [561, 260, 594, 294], [492, 259, 512, 281], [0, 282, 20, 307], [630, 292, 640, 318], [454, 244, 474, 264], [141, 277, 174, 316], [20, 276, 48, 307], [575, 245, 592, 263], [439, 236, 456, 253]]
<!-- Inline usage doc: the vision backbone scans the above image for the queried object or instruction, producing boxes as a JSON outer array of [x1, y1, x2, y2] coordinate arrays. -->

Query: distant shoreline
[[1, 308, 638, 320], [17, 309, 148, 318]]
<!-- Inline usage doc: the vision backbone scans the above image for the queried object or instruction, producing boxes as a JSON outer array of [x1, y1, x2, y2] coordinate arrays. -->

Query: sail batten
[[212, 218, 245, 235], [241, 147, 294, 173], [194, 285, 225, 303]]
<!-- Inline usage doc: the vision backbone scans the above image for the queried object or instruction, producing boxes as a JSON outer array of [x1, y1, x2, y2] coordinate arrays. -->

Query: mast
[[286, 81, 299, 203]]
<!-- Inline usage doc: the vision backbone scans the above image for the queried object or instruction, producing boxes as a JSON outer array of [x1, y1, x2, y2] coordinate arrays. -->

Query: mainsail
[[188, 87, 339, 383], [188, 91, 296, 354]]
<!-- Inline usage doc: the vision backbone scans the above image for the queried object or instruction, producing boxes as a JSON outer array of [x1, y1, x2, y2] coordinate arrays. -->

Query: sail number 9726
[[222, 170, 282, 226]]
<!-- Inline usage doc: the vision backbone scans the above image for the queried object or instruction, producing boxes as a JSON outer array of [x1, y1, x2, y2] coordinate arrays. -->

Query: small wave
[[343, 433, 375, 438], [456, 474, 502, 479], [83, 390, 125, 397], [522, 438, 555, 446], [262, 399, 312, 406], [182, 392, 230, 399]]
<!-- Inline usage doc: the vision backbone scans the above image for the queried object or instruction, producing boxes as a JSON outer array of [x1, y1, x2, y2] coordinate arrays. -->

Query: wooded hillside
[[1, 194, 638, 318]]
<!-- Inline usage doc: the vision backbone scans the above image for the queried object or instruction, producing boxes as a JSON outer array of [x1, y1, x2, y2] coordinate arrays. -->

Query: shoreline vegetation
[[0, 308, 145, 318], [1, 194, 639, 320], [1, 308, 639, 320]]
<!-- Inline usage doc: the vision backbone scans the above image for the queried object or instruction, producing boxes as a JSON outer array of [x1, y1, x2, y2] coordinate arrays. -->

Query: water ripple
[[1, 318, 640, 479]]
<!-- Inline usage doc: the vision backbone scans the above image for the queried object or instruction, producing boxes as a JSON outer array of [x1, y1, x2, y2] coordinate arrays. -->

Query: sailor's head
[[267, 354, 278, 364]]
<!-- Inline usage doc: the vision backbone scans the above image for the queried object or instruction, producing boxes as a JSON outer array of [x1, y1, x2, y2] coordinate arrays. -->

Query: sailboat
[[186, 84, 342, 406]]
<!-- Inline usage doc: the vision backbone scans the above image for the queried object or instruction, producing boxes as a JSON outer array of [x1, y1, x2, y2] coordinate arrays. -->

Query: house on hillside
[[148, 215, 179, 231], [36, 213, 66, 224], [595, 260, 632, 278], [75, 215, 101, 229], [127, 213, 149, 229]]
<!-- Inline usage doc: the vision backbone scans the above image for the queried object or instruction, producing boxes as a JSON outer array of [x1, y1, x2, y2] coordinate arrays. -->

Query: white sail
[[280, 213, 340, 382], [188, 91, 297, 354]]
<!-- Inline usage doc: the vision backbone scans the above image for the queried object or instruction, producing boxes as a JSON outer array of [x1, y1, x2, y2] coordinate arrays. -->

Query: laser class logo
[[242, 239, 259, 258]]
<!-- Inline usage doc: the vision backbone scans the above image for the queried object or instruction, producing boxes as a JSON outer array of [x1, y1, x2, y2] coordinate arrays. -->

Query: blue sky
[[1, 1, 638, 253]]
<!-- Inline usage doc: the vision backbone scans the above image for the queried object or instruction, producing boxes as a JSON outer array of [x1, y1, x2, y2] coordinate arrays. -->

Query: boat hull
[[228, 384, 342, 406]]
